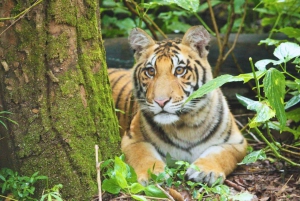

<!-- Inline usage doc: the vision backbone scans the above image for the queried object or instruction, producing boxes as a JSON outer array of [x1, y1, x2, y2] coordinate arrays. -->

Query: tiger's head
[[129, 26, 213, 125]]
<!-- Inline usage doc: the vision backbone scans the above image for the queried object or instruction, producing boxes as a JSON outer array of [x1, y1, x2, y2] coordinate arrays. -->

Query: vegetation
[[100, 155, 254, 201], [0, 168, 63, 201]]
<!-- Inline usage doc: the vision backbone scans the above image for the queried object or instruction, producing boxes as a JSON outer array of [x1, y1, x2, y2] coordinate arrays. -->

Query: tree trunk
[[0, 0, 120, 200]]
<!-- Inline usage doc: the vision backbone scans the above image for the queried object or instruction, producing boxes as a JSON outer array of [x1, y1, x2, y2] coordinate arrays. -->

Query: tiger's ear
[[181, 26, 210, 58], [128, 28, 155, 59]]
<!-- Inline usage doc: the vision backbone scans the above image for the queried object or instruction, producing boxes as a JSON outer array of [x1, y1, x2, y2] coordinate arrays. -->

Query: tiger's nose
[[154, 98, 170, 107]]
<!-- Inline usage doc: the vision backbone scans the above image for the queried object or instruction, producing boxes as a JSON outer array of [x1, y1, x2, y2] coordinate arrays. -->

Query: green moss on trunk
[[0, 0, 120, 200]]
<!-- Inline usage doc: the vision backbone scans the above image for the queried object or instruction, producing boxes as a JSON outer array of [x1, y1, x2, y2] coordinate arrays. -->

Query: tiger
[[108, 25, 247, 186]]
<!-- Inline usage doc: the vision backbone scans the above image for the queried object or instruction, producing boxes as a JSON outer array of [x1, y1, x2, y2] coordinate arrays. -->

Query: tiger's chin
[[153, 113, 179, 125]]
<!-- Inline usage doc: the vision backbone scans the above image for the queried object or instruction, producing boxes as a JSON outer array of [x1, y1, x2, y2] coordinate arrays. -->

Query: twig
[[0, 0, 43, 36], [156, 183, 175, 201], [276, 174, 293, 197], [95, 145, 102, 201], [224, 179, 245, 191], [207, 0, 221, 52], [235, 119, 262, 143]]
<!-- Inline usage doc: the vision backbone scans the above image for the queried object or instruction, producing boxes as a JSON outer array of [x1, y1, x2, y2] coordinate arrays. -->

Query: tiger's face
[[130, 27, 212, 125]]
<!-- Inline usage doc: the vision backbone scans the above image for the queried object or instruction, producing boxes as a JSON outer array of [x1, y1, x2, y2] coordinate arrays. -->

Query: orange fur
[[109, 26, 247, 186]]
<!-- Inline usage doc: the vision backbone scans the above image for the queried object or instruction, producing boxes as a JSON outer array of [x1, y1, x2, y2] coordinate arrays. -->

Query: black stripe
[[115, 80, 131, 110], [142, 111, 190, 153], [111, 74, 126, 90], [108, 68, 124, 75], [223, 123, 232, 143]]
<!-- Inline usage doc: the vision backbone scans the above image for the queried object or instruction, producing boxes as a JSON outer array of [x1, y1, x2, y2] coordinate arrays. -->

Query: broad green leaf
[[286, 108, 300, 122], [168, 21, 190, 33], [126, 165, 138, 183], [130, 183, 145, 194], [263, 68, 286, 128], [102, 178, 121, 194], [115, 171, 128, 189], [286, 80, 300, 90], [278, 27, 300, 40], [211, 184, 230, 194], [144, 185, 167, 198], [186, 74, 242, 103], [255, 59, 280, 70], [285, 95, 300, 110], [132, 195, 148, 201], [143, 0, 199, 13], [164, 0, 199, 13], [235, 71, 266, 82], [114, 156, 127, 178], [238, 150, 267, 165], [259, 38, 281, 46], [236, 94, 275, 127], [273, 42, 300, 62], [268, 121, 300, 139]]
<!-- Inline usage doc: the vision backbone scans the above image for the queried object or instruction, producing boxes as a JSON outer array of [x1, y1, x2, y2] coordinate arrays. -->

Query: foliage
[[100, 0, 248, 38], [101, 155, 254, 200], [188, 41, 300, 166], [0, 168, 63, 201], [0, 111, 18, 130], [253, 0, 300, 42]]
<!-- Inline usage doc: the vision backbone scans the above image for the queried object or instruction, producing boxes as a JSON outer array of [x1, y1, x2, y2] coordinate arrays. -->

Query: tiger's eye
[[175, 67, 186, 76], [145, 67, 155, 77]]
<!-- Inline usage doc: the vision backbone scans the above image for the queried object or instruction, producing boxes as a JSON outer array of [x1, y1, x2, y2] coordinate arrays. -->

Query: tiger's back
[[108, 68, 137, 134], [108, 26, 247, 186]]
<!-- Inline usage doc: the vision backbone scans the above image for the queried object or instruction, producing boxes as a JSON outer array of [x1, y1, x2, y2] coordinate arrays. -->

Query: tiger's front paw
[[135, 162, 166, 186], [185, 165, 225, 186]]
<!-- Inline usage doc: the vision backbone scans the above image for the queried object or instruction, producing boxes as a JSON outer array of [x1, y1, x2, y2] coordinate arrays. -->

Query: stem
[[95, 145, 102, 201], [249, 57, 261, 101], [193, 12, 215, 36], [269, 13, 282, 39], [254, 127, 300, 167]]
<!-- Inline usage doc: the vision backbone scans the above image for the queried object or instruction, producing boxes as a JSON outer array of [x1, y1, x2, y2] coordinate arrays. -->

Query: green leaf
[[259, 38, 282, 46], [263, 68, 286, 128], [278, 27, 300, 40], [273, 42, 300, 62], [186, 74, 242, 103], [114, 156, 127, 178], [238, 150, 267, 165], [164, 0, 199, 13], [286, 108, 300, 123], [235, 71, 266, 82], [285, 95, 300, 110], [144, 185, 167, 198], [131, 195, 148, 201], [255, 59, 280, 70], [236, 94, 275, 127], [102, 178, 121, 194], [115, 171, 128, 189], [126, 165, 138, 183], [130, 183, 145, 194]]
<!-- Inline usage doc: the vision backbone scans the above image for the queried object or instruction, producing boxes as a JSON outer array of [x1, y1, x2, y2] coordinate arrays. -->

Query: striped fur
[[109, 26, 247, 186]]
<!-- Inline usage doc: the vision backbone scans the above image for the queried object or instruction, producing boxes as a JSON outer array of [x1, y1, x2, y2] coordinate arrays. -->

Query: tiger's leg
[[186, 139, 247, 186], [121, 112, 166, 185]]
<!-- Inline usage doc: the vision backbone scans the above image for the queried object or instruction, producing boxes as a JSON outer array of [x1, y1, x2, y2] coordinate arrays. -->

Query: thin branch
[[95, 145, 102, 201], [223, 0, 248, 61], [207, 0, 221, 51], [156, 184, 175, 201]]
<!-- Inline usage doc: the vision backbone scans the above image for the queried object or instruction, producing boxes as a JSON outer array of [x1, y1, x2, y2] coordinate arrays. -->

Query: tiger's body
[[108, 26, 247, 186]]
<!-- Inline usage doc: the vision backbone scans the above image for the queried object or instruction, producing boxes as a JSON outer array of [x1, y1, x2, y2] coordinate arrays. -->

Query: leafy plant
[[253, 0, 300, 42], [101, 155, 254, 200], [0, 168, 47, 200], [187, 41, 300, 167], [40, 184, 63, 201], [0, 168, 63, 201], [0, 111, 18, 130]]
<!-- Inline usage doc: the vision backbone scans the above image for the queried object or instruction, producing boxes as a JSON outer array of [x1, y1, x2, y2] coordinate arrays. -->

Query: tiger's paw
[[185, 165, 225, 186], [136, 162, 166, 186]]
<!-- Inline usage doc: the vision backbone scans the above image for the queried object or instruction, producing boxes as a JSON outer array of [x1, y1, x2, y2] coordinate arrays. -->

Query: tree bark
[[0, 0, 120, 200]]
